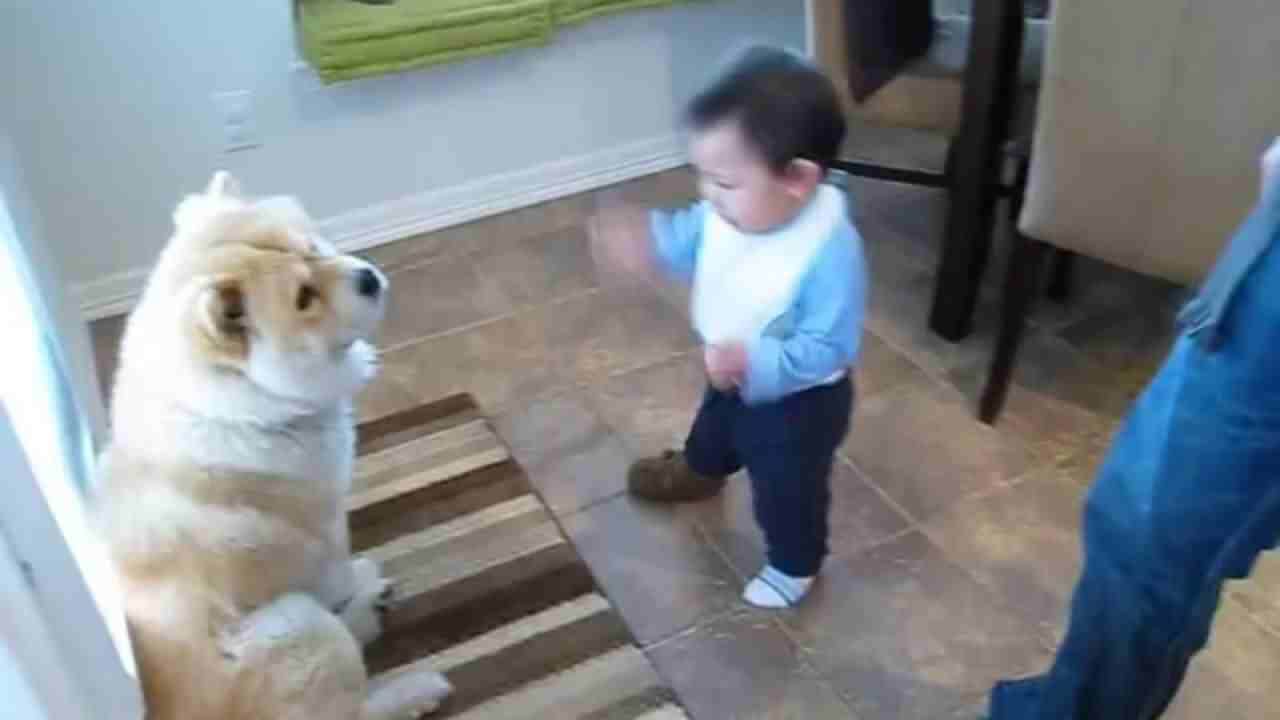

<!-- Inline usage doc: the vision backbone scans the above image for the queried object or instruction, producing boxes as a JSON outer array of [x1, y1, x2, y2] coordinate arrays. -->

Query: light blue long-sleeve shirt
[[649, 197, 867, 405]]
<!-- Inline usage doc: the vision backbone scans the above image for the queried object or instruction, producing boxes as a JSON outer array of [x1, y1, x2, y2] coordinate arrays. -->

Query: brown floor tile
[[1057, 299, 1178, 373], [377, 311, 562, 414], [784, 532, 1051, 720], [681, 459, 910, 580], [561, 493, 741, 646], [356, 367, 425, 424], [365, 193, 592, 271], [654, 283, 692, 323], [922, 465, 1086, 647], [950, 375, 1116, 469], [491, 389, 632, 516], [1031, 255, 1185, 335], [590, 352, 706, 459], [843, 381, 1036, 522], [948, 329, 1135, 420], [647, 610, 854, 720], [1054, 434, 1114, 488], [1227, 551, 1280, 637], [849, 180, 947, 269], [467, 226, 597, 309], [861, 238, 1000, 380], [1165, 657, 1271, 720], [380, 253, 511, 348], [1166, 599, 1280, 720], [455, 193, 594, 258], [1202, 600, 1280, 711], [357, 229, 452, 273], [535, 289, 695, 387], [842, 123, 949, 175], [855, 331, 934, 402]]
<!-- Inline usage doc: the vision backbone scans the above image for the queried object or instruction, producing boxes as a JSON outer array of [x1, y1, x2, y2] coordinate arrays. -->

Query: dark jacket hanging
[[841, 0, 935, 102]]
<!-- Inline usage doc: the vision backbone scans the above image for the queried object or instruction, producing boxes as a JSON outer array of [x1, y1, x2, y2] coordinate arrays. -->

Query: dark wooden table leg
[[927, 0, 1026, 341]]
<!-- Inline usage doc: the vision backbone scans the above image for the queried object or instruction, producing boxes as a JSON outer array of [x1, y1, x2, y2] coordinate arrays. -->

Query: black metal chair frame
[[831, 0, 1036, 345], [832, 0, 1084, 425], [977, 142, 1076, 425]]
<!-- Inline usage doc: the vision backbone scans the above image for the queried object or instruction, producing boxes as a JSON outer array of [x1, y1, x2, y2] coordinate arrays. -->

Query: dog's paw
[[339, 557, 389, 645], [350, 556, 389, 597], [366, 669, 453, 719]]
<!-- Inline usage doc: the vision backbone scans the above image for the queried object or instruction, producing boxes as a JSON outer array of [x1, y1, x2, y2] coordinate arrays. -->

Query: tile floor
[[92, 161, 1280, 719]]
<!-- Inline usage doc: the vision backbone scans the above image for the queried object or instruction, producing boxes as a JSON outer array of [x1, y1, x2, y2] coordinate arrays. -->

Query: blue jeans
[[990, 195, 1280, 719]]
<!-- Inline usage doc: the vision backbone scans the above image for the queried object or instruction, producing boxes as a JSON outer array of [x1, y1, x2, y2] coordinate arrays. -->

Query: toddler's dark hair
[[685, 45, 846, 173]]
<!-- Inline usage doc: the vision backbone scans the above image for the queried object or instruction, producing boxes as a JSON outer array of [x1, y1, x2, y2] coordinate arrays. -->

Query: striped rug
[[352, 394, 686, 719]]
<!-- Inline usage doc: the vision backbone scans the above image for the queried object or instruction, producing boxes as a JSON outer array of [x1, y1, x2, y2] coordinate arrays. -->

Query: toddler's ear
[[781, 159, 824, 199]]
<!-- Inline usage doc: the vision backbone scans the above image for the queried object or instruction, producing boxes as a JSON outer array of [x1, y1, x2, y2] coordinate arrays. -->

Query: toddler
[[591, 46, 866, 608]]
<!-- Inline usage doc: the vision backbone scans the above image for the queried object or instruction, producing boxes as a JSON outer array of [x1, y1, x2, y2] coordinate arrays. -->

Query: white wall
[[0, 0, 804, 318]]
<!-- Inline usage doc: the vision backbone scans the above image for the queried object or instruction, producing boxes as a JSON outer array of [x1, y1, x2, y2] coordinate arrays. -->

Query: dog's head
[[125, 172, 387, 419]]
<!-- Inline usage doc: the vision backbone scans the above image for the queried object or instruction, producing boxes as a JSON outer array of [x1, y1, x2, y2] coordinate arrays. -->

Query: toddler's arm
[[740, 225, 867, 405], [648, 203, 707, 283], [589, 200, 705, 286]]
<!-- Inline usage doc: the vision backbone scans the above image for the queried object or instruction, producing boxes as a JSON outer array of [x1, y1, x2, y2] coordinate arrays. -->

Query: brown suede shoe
[[627, 450, 727, 502]]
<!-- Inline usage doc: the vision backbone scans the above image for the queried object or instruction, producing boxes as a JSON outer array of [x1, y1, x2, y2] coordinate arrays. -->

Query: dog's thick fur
[[94, 173, 450, 720]]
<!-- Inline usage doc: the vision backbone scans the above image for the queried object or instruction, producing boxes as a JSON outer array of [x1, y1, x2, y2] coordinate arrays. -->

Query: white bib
[[692, 185, 844, 346]]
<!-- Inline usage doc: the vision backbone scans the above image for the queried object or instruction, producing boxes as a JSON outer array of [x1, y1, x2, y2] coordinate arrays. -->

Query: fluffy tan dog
[[94, 172, 451, 720]]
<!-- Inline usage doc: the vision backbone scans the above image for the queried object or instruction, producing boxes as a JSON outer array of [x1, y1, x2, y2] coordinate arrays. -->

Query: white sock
[[742, 565, 815, 608]]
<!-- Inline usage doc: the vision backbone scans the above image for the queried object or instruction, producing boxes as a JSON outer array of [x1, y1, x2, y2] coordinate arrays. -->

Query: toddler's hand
[[588, 193, 656, 289], [705, 343, 748, 391]]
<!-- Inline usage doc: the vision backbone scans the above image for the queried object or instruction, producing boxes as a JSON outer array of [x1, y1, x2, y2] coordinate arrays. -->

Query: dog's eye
[[296, 285, 318, 311]]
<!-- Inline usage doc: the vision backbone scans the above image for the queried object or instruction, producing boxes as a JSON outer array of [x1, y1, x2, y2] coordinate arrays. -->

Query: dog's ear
[[197, 278, 249, 347], [173, 172, 244, 232], [191, 278, 251, 364], [206, 171, 243, 199]]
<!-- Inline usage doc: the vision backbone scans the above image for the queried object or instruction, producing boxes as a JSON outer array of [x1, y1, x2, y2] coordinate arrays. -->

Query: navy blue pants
[[684, 377, 854, 577], [990, 195, 1280, 718]]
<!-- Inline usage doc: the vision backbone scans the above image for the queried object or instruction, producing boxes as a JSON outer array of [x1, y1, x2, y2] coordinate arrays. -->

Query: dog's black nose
[[356, 267, 383, 298]]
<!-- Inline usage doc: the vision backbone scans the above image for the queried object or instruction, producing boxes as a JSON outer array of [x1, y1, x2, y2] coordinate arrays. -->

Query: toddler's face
[[689, 120, 811, 234]]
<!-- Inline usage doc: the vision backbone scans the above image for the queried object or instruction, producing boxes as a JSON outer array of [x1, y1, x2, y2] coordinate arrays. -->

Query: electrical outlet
[[212, 90, 260, 152]]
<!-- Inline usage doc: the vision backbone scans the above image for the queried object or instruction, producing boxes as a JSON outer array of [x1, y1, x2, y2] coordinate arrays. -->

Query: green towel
[[298, 0, 555, 84], [551, 0, 695, 27], [297, 0, 701, 84]]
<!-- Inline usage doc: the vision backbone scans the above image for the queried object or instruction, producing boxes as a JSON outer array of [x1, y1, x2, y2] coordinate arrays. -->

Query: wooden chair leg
[[1046, 248, 1075, 302], [980, 231, 1048, 423]]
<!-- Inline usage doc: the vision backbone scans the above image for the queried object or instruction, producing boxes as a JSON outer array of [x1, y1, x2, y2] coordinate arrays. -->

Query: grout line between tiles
[[836, 450, 918, 528], [691, 517, 749, 586], [639, 605, 745, 653], [862, 325, 973, 402]]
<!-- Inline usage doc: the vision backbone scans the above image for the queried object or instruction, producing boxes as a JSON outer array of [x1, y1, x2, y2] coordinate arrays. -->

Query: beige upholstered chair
[[980, 0, 1280, 422]]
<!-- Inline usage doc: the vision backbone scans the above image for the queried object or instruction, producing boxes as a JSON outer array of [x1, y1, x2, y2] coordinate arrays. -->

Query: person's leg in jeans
[[738, 378, 853, 599], [989, 151, 1280, 718]]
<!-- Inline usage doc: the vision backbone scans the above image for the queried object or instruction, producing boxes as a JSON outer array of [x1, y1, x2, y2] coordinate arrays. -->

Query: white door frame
[[0, 133, 144, 720], [0, 406, 143, 720]]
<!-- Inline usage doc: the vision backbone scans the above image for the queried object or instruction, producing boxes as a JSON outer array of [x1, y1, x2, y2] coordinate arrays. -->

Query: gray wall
[[0, 0, 803, 306]]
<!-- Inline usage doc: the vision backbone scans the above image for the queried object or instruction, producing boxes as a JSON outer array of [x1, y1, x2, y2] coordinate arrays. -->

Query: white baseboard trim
[[74, 269, 151, 322], [75, 134, 687, 321]]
